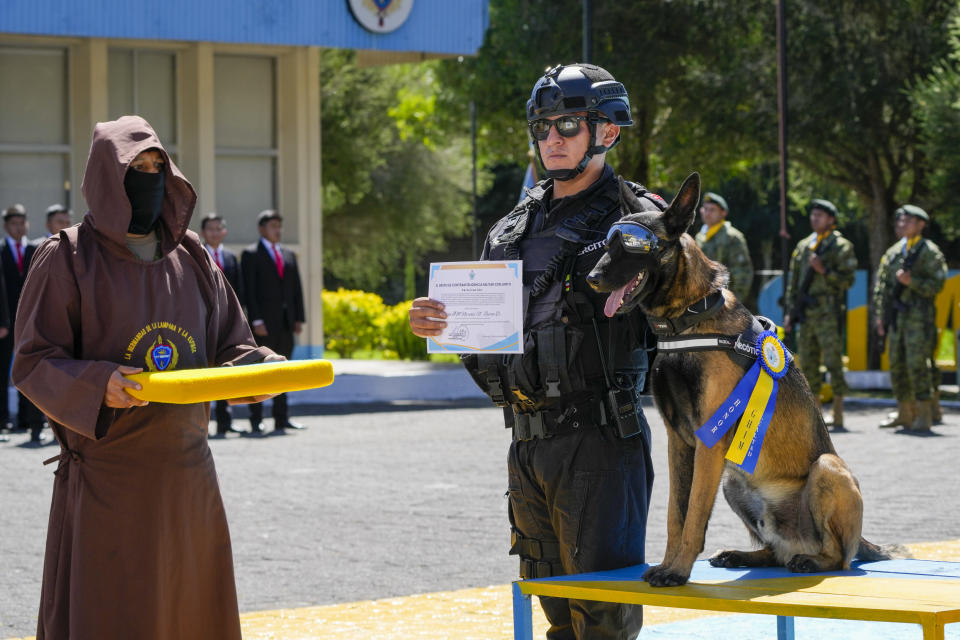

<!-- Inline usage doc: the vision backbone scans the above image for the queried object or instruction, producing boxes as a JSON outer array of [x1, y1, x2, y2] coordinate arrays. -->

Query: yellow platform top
[[519, 560, 960, 627]]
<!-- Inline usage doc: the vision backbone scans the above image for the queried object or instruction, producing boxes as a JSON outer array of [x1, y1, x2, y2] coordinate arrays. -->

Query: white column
[[69, 38, 108, 213], [277, 46, 323, 357], [177, 42, 216, 216]]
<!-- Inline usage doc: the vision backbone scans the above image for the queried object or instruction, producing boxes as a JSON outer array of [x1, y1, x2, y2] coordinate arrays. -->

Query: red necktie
[[215, 248, 223, 270], [15, 243, 23, 274], [272, 244, 284, 279]]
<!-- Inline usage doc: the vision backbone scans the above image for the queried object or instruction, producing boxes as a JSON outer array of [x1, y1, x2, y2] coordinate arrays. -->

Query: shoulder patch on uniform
[[623, 179, 668, 211], [645, 192, 667, 206]]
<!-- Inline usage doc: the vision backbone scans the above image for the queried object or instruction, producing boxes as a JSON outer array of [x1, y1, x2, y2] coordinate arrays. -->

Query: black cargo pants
[[508, 421, 654, 640]]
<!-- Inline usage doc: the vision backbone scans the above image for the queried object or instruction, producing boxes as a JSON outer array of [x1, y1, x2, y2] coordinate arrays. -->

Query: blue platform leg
[[777, 615, 795, 640], [513, 581, 533, 640]]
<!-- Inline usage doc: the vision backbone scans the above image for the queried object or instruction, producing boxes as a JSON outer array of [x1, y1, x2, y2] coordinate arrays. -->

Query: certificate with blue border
[[426, 261, 523, 354]]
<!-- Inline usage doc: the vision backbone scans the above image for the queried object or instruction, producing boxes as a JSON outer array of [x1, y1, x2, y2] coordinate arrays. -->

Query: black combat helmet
[[527, 63, 633, 181]]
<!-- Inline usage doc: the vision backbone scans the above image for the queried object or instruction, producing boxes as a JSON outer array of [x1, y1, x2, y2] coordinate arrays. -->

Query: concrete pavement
[[1, 359, 958, 638]]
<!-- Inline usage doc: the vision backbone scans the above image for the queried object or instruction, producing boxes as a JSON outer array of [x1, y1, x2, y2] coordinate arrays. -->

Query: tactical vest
[[462, 173, 665, 431]]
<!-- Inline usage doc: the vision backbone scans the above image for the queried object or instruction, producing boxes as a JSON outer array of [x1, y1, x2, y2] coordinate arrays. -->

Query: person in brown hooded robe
[[13, 115, 280, 640]]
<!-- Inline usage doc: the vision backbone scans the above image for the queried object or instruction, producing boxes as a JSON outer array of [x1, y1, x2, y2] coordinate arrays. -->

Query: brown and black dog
[[587, 172, 895, 587]]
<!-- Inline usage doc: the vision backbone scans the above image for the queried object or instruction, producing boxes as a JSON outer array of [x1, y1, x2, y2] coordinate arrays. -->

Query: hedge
[[321, 288, 427, 360]]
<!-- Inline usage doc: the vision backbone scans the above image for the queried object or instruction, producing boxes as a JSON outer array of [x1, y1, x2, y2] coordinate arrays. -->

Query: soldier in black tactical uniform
[[410, 63, 663, 640]]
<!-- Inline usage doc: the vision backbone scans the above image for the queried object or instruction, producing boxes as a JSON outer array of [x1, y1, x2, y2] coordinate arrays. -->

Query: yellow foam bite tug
[[125, 359, 334, 404]]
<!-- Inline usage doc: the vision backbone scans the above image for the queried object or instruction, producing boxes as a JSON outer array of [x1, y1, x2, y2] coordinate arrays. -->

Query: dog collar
[[646, 290, 726, 336]]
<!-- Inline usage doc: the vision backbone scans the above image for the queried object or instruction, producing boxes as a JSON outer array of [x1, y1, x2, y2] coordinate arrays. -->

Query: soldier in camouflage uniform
[[695, 192, 754, 304], [925, 261, 945, 425], [873, 205, 947, 432], [928, 308, 944, 424], [783, 199, 857, 430], [883, 210, 943, 426]]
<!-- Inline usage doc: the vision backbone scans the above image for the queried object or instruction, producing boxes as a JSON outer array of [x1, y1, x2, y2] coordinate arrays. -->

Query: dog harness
[[648, 290, 778, 369]]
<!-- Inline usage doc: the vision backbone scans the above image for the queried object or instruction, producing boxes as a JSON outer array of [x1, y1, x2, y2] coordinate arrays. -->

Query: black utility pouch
[[461, 353, 512, 407], [607, 387, 643, 439]]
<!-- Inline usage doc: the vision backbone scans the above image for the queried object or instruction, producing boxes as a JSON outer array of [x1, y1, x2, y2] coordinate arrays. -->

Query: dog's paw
[[709, 550, 748, 568], [787, 554, 821, 573], [643, 564, 690, 587]]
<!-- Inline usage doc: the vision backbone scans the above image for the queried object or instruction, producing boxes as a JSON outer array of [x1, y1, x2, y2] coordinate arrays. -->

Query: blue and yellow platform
[[515, 559, 960, 640]]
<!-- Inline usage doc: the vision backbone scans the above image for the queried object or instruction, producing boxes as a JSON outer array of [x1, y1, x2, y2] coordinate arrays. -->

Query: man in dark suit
[[201, 212, 245, 437], [1, 204, 45, 442], [241, 209, 306, 434]]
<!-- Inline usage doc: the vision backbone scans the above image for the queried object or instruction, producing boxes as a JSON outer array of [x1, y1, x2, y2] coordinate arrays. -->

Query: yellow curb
[[6, 539, 959, 640], [240, 585, 532, 640]]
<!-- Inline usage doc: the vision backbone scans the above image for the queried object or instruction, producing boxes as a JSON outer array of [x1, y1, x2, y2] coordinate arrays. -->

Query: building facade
[[0, 0, 488, 355]]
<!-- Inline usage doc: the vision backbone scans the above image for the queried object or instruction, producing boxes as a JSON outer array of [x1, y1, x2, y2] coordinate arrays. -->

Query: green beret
[[808, 198, 838, 217], [894, 204, 929, 222], [703, 192, 728, 211]]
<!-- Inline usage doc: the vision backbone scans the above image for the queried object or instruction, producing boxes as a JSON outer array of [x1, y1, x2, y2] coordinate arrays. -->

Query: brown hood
[[80, 115, 197, 254]]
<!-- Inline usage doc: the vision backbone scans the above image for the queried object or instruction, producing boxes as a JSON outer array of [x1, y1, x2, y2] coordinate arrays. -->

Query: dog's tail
[[856, 537, 912, 561]]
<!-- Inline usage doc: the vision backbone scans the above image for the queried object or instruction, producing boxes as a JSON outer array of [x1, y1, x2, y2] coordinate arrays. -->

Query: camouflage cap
[[808, 198, 838, 217], [894, 204, 929, 222], [703, 192, 728, 211]]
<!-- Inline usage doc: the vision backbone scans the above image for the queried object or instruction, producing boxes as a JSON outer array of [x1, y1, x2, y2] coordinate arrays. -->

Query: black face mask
[[124, 168, 166, 234]]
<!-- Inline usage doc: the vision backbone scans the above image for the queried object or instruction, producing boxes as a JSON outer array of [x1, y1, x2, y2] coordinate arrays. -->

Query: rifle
[[882, 239, 926, 338], [788, 238, 828, 325]]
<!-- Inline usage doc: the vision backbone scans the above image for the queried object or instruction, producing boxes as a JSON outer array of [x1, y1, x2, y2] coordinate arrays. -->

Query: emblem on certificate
[[427, 261, 524, 354]]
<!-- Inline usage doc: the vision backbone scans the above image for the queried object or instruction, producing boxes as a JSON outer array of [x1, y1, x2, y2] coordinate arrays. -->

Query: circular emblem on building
[[347, 0, 415, 33]]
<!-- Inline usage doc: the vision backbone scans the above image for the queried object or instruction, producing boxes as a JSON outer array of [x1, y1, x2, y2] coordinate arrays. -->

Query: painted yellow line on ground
[[6, 540, 959, 640], [237, 582, 731, 640]]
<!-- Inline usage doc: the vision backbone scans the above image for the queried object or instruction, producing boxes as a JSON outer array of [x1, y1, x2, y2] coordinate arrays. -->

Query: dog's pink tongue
[[604, 283, 631, 318]]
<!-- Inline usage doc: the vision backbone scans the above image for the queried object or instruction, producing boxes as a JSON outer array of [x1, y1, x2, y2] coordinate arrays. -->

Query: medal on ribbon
[[694, 331, 790, 473]]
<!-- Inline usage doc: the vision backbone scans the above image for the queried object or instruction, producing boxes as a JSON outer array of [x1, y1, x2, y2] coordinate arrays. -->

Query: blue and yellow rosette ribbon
[[694, 331, 791, 473]]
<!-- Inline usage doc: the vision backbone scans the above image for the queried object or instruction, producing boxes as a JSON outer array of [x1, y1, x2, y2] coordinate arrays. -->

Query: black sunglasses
[[529, 115, 590, 140], [605, 221, 661, 253]]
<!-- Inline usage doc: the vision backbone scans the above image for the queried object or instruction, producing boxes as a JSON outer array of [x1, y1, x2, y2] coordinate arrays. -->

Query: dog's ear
[[663, 172, 701, 239], [618, 177, 645, 216]]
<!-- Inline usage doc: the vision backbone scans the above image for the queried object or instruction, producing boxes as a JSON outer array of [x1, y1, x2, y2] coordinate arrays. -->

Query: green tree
[[661, 0, 954, 268], [673, 1, 955, 366], [783, 1, 954, 273], [430, 0, 954, 278], [320, 50, 478, 291], [434, 0, 702, 186], [911, 8, 960, 239], [652, 0, 777, 188]]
